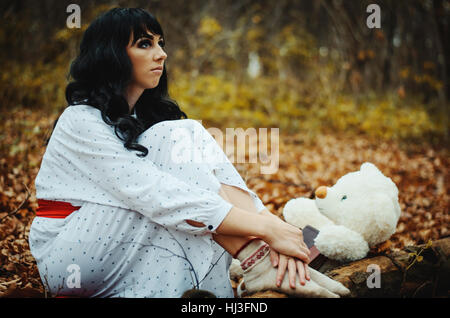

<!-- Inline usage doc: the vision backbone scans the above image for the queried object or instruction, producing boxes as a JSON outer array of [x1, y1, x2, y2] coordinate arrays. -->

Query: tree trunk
[[240, 237, 450, 298]]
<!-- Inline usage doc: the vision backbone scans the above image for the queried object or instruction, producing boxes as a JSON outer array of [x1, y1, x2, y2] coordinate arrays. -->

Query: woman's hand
[[260, 208, 309, 250], [215, 206, 310, 262], [259, 211, 310, 263], [269, 249, 310, 288]]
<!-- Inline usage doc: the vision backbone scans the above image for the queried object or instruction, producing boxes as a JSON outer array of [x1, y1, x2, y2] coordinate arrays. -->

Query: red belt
[[36, 199, 80, 218]]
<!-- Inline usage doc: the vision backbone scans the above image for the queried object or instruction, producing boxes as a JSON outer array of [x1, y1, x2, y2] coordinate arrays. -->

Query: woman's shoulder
[[58, 104, 105, 129], [61, 104, 100, 119]]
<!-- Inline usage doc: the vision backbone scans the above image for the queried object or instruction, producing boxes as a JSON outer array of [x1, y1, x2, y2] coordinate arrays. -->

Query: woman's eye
[[341, 195, 347, 201], [158, 40, 165, 48], [138, 40, 151, 48]]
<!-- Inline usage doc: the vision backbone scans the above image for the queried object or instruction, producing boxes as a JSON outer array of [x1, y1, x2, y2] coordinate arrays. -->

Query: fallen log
[[236, 237, 450, 298]]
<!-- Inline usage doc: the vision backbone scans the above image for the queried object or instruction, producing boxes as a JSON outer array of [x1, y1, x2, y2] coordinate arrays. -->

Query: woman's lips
[[151, 66, 163, 74]]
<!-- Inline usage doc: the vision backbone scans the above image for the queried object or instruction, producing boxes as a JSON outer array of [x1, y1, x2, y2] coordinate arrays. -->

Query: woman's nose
[[154, 46, 167, 61]]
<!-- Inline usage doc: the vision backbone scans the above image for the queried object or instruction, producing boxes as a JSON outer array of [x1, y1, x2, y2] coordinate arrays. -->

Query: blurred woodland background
[[0, 0, 448, 297]]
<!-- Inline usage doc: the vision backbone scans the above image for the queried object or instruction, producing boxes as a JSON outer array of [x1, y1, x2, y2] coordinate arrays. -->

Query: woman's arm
[[215, 206, 310, 263]]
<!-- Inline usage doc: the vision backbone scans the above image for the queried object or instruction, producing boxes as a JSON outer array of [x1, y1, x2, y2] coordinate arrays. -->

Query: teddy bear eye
[[341, 195, 347, 201]]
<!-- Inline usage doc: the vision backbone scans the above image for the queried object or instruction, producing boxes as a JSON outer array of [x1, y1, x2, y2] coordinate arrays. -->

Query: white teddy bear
[[282, 162, 401, 262]]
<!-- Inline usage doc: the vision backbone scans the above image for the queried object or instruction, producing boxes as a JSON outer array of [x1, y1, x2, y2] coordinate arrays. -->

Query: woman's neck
[[124, 85, 144, 113]]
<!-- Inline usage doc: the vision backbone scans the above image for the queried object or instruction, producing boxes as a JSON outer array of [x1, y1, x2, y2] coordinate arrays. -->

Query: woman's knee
[[139, 119, 205, 159]]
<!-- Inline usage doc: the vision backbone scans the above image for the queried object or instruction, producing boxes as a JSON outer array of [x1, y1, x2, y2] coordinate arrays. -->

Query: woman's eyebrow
[[139, 33, 163, 41]]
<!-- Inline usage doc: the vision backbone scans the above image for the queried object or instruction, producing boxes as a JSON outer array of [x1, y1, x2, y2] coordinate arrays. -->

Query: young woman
[[29, 8, 314, 298]]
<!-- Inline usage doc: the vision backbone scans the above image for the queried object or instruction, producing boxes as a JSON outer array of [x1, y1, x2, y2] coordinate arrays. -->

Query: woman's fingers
[[288, 258, 297, 288], [301, 241, 309, 252], [270, 248, 279, 267], [298, 231, 310, 256], [296, 259, 306, 285], [304, 262, 310, 281], [287, 224, 311, 262], [285, 233, 310, 263], [274, 252, 311, 289], [300, 244, 310, 257], [296, 248, 310, 264], [276, 255, 288, 287], [283, 256, 309, 288]]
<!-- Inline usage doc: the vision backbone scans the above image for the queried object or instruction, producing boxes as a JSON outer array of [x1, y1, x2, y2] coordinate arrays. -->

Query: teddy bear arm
[[314, 225, 369, 262], [283, 198, 333, 230]]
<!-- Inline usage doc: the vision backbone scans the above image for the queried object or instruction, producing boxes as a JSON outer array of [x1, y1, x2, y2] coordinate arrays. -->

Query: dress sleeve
[[48, 106, 233, 235]]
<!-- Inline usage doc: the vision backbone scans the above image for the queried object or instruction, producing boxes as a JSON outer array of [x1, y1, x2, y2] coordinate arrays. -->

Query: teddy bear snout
[[315, 186, 327, 199]]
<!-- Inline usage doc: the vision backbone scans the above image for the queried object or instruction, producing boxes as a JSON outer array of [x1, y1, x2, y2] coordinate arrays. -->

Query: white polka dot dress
[[29, 105, 265, 298]]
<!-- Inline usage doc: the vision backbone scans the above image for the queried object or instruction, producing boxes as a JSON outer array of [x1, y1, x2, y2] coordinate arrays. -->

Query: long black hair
[[64, 7, 187, 157]]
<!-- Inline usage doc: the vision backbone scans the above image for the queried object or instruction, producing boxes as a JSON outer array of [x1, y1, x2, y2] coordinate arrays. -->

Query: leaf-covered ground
[[0, 109, 448, 297]]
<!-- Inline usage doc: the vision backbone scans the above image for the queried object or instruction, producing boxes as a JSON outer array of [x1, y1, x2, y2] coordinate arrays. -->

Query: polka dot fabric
[[29, 105, 265, 297]]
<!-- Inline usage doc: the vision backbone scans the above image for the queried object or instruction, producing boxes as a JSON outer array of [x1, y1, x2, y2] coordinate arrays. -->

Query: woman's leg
[[138, 119, 263, 256]]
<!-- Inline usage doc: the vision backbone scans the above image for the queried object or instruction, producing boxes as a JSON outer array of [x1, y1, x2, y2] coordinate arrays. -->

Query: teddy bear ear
[[360, 162, 381, 174]]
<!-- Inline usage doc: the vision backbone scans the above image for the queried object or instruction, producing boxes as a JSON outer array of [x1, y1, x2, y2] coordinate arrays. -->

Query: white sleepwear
[[29, 105, 265, 298]]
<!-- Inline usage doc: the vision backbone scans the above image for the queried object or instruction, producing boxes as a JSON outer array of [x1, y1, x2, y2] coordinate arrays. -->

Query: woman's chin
[[143, 80, 160, 90]]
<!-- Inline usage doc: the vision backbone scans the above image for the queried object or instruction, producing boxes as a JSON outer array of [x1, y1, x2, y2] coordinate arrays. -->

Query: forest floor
[[0, 108, 448, 297]]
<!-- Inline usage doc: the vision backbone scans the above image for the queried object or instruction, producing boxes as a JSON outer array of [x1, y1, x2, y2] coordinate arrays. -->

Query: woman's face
[[126, 31, 167, 90]]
